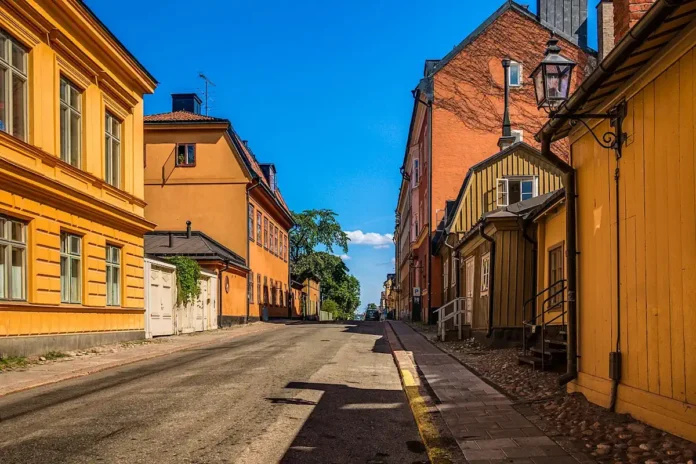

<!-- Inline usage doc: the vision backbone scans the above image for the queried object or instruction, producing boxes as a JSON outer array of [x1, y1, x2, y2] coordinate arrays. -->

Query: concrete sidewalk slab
[[0, 323, 286, 397], [388, 321, 593, 464]]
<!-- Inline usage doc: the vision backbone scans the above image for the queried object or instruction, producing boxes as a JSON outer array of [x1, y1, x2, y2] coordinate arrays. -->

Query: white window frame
[[509, 61, 522, 87], [481, 253, 491, 295], [60, 232, 82, 304], [413, 159, 420, 186], [175, 143, 196, 166], [105, 112, 121, 188], [0, 31, 28, 141], [60, 77, 82, 167], [511, 129, 523, 143], [106, 245, 120, 306], [497, 178, 509, 207], [496, 176, 538, 207], [0, 215, 26, 301]]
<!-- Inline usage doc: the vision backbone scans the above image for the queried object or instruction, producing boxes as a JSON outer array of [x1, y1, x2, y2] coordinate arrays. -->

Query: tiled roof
[[144, 111, 227, 123], [145, 231, 247, 269]]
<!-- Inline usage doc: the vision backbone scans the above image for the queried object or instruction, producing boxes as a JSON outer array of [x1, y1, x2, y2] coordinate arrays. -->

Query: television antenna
[[198, 73, 216, 115]]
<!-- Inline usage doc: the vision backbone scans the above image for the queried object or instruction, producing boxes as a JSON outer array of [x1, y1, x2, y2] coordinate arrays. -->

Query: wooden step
[[531, 347, 566, 358], [518, 355, 543, 369], [545, 339, 568, 347]]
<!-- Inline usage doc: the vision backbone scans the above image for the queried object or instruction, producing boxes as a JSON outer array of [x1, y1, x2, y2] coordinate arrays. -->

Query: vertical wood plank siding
[[569, 46, 696, 440]]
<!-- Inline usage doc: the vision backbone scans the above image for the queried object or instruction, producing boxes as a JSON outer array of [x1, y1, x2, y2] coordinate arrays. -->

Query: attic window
[[176, 144, 196, 167], [496, 176, 537, 206]]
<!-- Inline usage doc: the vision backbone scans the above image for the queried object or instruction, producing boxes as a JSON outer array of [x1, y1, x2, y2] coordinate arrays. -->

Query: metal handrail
[[523, 278, 566, 321], [521, 279, 568, 366]]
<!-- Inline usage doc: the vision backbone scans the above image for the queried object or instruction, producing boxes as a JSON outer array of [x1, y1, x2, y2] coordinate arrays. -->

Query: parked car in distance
[[365, 309, 380, 321]]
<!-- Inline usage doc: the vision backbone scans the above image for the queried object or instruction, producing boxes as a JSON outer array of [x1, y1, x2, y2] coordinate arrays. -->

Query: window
[[106, 245, 120, 306], [548, 243, 565, 308], [60, 232, 81, 304], [248, 204, 255, 241], [274, 226, 279, 255], [496, 177, 537, 206], [256, 211, 262, 244], [175, 144, 196, 166], [60, 78, 82, 167], [451, 254, 457, 288], [284, 235, 288, 262], [257, 274, 261, 305], [0, 216, 26, 300], [0, 32, 27, 141], [263, 217, 269, 249], [413, 159, 420, 186], [270, 278, 275, 305], [248, 272, 254, 303], [279, 231, 283, 258], [263, 276, 268, 304], [509, 61, 522, 87], [105, 113, 121, 187], [443, 257, 449, 290], [511, 130, 523, 143], [481, 253, 491, 295]]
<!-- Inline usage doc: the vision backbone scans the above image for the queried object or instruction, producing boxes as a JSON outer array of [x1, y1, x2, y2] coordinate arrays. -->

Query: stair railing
[[521, 280, 567, 369], [434, 297, 466, 342]]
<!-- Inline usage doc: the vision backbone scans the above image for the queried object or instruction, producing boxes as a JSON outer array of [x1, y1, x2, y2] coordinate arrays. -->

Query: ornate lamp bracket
[[551, 102, 627, 159]]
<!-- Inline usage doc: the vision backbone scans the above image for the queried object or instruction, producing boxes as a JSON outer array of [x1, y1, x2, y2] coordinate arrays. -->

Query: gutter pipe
[[520, 218, 538, 323]]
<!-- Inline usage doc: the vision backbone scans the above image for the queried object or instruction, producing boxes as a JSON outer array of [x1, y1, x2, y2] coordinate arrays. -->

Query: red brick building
[[394, 0, 596, 322]]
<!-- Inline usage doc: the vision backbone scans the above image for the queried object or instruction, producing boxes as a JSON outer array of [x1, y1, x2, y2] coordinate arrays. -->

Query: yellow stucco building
[[0, 1, 157, 355], [144, 95, 293, 324]]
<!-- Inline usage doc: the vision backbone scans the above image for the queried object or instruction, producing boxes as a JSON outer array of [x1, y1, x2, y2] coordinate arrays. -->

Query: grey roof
[[145, 231, 247, 269], [483, 189, 561, 220]]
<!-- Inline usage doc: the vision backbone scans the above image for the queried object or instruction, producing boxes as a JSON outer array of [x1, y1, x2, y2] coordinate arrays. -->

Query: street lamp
[[532, 35, 626, 156], [530, 37, 576, 113]]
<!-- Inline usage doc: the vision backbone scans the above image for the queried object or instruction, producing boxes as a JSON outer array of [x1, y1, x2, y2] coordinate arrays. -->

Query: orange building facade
[[394, 1, 595, 322], [144, 95, 292, 324], [0, 1, 157, 355]]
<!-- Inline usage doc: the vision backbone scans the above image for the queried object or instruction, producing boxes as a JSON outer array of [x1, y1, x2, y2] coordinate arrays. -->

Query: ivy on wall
[[168, 256, 201, 305]]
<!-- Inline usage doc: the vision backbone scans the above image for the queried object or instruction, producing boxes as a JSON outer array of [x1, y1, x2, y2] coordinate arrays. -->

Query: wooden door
[[464, 257, 475, 325]]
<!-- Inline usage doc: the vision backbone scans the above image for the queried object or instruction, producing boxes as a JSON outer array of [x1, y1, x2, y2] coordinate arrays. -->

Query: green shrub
[[168, 256, 201, 305]]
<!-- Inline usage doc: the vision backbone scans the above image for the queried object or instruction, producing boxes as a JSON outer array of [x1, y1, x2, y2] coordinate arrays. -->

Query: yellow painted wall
[[144, 128, 250, 258], [450, 146, 564, 235], [304, 278, 321, 318], [0, 2, 155, 341], [568, 45, 696, 441], [534, 202, 566, 325], [248, 190, 291, 319], [219, 267, 247, 319]]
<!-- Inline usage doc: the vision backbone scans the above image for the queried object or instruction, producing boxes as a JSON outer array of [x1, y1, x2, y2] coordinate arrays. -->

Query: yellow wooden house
[[0, 1, 156, 355], [435, 142, 564, 344], [538, 0, 696, 441]]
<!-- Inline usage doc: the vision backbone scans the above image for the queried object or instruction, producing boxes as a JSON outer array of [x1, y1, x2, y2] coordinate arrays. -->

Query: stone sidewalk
[[0, 322, 285, 397], [388, 321, 592, 464]]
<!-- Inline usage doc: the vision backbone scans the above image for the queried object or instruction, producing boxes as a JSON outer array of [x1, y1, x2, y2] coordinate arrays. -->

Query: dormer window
[[176, 144, 196, 167], [496, 176, 537, 207]]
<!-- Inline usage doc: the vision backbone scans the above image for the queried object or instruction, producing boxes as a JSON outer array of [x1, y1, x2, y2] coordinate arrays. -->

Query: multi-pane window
[[60, 78, 82, 167], [284, 235, 288, 262], [548, 244, 564, 308], [256, 211, 262, 244], [0, 32, 27, 141], [263, 276, 268, 304], [0, 216, 26, 300], [263, 217, 269, 249], [481, 253, 491, 295], [248, 204, 255, 241], [270, 278, 275, 305], [509, 61, 522, 87], [105, 113, 121, 187], [175, 144, 196, 166], [248, 272, 254, 303], [106, 245, 120, 306], [413, 159, 419, 186], [279, 232, 284, 259], [60, 232, 81, 304], [274, 226, 279, 255], [496, 177, 537, 207], [257, 274, 261, 305]]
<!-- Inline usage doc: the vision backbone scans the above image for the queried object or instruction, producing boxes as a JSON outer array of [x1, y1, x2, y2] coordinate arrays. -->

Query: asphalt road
[[0, 322, 428, 464]]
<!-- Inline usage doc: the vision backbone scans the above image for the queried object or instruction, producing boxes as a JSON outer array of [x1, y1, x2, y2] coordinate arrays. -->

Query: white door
[[149, 265, 175, 337], [465, 257, 475, 325], [193, 278, 206, 332], [207, 277, 218, 330]]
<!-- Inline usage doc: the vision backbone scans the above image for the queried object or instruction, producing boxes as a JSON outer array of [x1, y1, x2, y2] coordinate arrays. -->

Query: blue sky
[[88, 0, 596, 311]]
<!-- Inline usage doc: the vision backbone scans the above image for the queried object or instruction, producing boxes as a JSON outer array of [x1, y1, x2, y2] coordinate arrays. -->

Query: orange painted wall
[[144, 128, 250, 259], [219, 267, 247, 318]]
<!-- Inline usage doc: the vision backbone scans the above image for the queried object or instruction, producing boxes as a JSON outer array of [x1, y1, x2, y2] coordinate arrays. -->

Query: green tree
[[322, 299, 339, 316], [366, 303, 378, 310], [290, 209, 348, 263]]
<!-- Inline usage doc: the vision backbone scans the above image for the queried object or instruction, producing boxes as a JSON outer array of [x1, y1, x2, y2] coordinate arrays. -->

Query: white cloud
[[373, 244, 390, 249], [391, 257, 396, 264], [345, 230, 394, 247], [339, 254, 351, 261]]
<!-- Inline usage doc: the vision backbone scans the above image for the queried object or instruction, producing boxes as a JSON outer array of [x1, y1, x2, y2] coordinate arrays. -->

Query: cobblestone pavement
[[389, 321, 593, 464]]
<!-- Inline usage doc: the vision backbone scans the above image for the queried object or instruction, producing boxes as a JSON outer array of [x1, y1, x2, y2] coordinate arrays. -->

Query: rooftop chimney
[[186, 220, 192, 239], [498, 59, 517, 151], [597, 0, 615, 60], [172, 93, 202, 114], [613, 0, 656, 44], [537, 0, 588, 47]]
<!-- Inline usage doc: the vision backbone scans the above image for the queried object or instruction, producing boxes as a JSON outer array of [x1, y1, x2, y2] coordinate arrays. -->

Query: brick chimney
[[613, 0, 656, 44], [597, 0, 615, 60]]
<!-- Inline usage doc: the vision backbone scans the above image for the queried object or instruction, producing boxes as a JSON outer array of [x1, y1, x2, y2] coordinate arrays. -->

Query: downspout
[[519, 218, 538, 322], [218, 262, 229, 328], [540, 134, 579, 386], [442, 233, 459, 299], [478, 222, 495, 337]]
